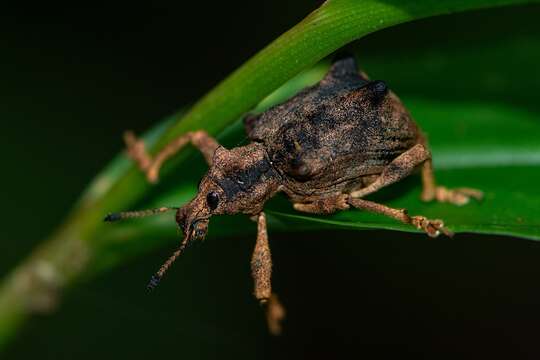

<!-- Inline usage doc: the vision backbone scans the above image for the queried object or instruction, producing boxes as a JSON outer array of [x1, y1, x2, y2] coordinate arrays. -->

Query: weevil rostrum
[[105, 55, 483, 334]]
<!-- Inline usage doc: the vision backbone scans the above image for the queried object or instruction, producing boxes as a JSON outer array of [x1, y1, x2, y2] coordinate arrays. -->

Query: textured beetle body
[[245, 57, 420, 202], [109, 55, 483, 335]]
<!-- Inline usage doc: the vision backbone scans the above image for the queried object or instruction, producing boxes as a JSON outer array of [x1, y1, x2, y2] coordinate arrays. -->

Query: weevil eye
[[206, 191, 220, 210]]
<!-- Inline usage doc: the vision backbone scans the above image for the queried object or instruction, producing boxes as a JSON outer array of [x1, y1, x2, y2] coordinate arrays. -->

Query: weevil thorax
[[176, 143, 281, 241]]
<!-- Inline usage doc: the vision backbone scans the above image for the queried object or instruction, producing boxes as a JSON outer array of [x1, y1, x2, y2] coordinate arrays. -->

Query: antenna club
[[147, 274, 161, 291]]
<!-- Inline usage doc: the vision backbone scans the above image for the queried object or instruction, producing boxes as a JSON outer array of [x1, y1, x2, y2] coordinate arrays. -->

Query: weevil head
[[175, 144, 280, 242]]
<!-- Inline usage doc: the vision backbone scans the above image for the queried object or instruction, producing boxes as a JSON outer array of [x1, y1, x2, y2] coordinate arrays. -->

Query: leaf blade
[[135, 94, 540, 242]]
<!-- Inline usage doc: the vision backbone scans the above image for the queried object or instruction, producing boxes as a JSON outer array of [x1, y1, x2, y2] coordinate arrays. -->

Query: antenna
[[147, 233, 191, 291], [104, 207, 178, 222]]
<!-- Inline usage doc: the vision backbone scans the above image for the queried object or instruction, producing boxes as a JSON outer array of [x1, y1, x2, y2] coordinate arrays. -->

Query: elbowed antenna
[[147, 232, 191, 291], [104, 205, 190, 290], [104, 206, 179, 222]]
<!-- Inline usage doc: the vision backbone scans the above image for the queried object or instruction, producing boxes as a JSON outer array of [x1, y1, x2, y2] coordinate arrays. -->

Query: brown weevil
[[105, 55, 483, 334]]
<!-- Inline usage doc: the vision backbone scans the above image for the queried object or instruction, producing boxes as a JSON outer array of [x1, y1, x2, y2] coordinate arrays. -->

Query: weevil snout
[[191, 219, 209, 241], [175, 205, 210, 242], [176, 208, 210, 240]]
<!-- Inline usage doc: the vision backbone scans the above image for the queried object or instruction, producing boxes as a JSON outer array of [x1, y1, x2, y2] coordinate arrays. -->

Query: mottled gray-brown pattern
[[111, 55, 483, 335], [245, 56, 419, 201]]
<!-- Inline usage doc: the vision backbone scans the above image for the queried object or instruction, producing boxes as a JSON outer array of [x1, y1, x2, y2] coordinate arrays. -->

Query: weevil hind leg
[[124, 130, 220, 183], [420, 158, 483, 206], [347, 197, 453, 238], [292, 193, 453, 238], [345, 143, 453, 237], [251, 212, 285, 335], [347, 139, 482, 206], [350, 143, 431, 199]]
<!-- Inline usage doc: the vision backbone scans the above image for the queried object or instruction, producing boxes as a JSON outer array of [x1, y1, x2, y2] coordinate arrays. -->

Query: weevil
[[105, 55, 483, 334]]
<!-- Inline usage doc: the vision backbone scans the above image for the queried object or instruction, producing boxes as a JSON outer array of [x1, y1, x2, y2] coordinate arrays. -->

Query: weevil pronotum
[[105, 55, 483, 334]]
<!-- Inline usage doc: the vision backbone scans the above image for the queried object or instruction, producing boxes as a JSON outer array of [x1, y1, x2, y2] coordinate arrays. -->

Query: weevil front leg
[[251, 212, 285, 335], [124, 130, 220, 183]]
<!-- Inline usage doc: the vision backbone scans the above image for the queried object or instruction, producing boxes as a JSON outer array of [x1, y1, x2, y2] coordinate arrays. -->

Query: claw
[[411, 216, 453, 238], [435, 186, 483, 206], [264, 294, 286, 336]]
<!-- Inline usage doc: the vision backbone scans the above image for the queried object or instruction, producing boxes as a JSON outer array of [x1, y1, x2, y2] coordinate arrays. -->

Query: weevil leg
[[347, 197, 453, 238], [266, 294, 286, 336], [420, 158, 483, 206], [251, 212, 285, 335], [124, 130, 220, 183], [251, 213, 272, 302], [350, 143, 431, 198], [293, 194, 350, 214]]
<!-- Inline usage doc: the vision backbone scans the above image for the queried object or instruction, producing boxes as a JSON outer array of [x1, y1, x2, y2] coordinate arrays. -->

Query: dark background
[[2, 2, 540, 359]]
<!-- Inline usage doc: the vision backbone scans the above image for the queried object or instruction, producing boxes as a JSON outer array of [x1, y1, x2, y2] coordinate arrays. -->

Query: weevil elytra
[[105, 55, 483, 334]]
